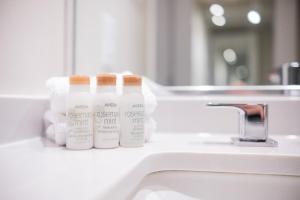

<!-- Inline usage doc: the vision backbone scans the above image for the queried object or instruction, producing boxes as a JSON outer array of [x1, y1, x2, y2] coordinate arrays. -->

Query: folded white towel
[[44, 110, 66, 124], [45, 124, 55, 142], [45, 123, 67, 146], [46, 77, 69, 113], [144, 117, 157, 142]]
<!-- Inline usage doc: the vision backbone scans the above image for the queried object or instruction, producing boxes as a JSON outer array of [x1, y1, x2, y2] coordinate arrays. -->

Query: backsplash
[[154, 96, 300, 135], [0, 96, 48, 144]]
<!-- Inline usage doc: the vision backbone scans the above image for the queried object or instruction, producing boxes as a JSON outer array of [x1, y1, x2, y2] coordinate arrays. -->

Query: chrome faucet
[[207, 103, 277, 147]]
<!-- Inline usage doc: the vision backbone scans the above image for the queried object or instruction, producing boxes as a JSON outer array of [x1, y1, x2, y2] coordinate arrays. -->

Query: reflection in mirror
[[74, 0, 299, 86], [198, 0, 273, 86]]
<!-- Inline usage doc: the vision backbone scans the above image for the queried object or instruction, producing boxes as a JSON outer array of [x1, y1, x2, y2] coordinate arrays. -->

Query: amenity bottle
[[66, 75, 93, 150], [120, 75, 145, 147], [94, 73, 120, 148]]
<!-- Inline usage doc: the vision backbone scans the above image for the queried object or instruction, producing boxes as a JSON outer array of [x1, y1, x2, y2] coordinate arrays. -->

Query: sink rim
[[100, 146, 300, 200]]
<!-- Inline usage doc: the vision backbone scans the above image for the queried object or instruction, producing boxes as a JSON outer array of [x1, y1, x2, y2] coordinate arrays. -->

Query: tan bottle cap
[[123, 75, 142, 86], [97, 73, 117, 86], [69, 75, 90, 85]]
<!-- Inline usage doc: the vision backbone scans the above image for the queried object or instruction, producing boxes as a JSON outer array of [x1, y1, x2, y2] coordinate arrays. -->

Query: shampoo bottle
[[94, 74, 120, 148], [120, 75, 145, 147], [66, 75, 93, 150]]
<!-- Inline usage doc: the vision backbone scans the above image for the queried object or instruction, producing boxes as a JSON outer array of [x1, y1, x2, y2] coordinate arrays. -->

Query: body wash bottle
[[66, 75, 93, 150], [94, 74, 120, 148], [120, 75, 145, 147]]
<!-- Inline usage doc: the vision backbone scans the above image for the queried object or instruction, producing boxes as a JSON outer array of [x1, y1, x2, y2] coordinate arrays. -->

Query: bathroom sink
[[0, 133, 300, 200], [98, 133, 300, 200], [129, 170, 300, 200]]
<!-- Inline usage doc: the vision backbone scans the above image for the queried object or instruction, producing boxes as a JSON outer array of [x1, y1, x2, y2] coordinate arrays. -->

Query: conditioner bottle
[[66, 75, 93, 150], [94, 74, 120, 148], [120, 75, 145, 147]]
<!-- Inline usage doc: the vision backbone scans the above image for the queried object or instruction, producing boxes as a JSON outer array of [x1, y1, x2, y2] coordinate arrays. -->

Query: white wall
[[0, 0, 65, 95], [273, 0, 299, 67], [191, 2, 209, 85], [75, 0, 146, 75], [155, 0, 192, 85]]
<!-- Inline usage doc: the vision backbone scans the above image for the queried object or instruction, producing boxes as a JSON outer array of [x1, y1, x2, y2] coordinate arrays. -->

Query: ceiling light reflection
[[223, 48, 237, 63], [247, 10, 261, 24], [211, 15, 226, 26], [209, 4, 224, 16]]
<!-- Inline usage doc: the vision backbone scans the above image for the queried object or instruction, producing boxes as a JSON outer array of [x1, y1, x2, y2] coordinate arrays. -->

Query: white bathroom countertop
[[1, 133, 300, 200]]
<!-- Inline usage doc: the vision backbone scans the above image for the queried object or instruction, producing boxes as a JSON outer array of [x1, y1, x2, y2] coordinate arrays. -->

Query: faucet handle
[[207, 103, 268, 142]]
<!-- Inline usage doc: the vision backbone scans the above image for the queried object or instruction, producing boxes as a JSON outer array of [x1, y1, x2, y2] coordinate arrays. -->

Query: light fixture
[[290, 62, 299, 68], [209, 4, 224, 16], [223, 48, 237, 63], [247, 10, 261, 24], [211, 15, 226, 27]]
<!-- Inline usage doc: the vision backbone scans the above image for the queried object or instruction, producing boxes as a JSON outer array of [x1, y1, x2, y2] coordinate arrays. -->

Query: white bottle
[[94, 74, 120, 148], [66, 75, 93, 150], [120, 75, 145, 147]]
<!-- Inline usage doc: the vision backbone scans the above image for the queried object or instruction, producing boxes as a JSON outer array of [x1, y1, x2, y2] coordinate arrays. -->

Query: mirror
[[73, 0, 299, 86]]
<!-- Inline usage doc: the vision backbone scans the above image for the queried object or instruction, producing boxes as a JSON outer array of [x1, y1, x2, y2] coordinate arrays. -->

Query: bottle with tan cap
[[120, 75, 145, 147], [66, 75, 93, 150], [94, 73, 120, 148]]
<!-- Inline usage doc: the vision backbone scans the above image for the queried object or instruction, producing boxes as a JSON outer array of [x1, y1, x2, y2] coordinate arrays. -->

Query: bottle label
[[94, 102, 120, 145], [121, 103, 144, 145], [67, 104, 93, 147]]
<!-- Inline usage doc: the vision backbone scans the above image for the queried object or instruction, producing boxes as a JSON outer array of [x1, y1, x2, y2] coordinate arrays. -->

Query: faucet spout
[[207, 103, 268, 142]]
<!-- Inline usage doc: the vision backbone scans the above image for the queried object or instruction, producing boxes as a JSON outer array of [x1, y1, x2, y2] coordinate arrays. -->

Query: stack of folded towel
[[44, 73, 157, 146]]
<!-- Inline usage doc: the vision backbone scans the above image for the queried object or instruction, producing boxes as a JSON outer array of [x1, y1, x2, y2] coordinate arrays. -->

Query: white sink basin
[[95, 133, 300, 200], [129, 170, 300, 200]]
